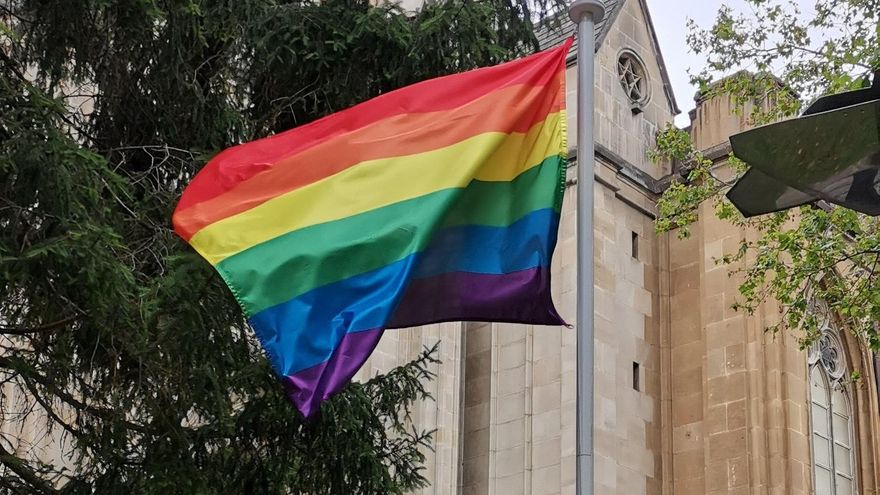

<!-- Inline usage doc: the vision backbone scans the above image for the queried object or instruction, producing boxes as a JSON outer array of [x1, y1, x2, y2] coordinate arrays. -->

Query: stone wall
[[588, 0, 676, 179], [665, 198, 815, 494], [354, 322, 466, 494], [662, 84, 871, 495]]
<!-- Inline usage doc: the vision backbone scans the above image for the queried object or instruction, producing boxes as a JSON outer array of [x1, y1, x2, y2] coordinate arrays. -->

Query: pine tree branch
[[0, 49, 97, 143], [0, 443, 58, 495], [0, 316, 78, 336], [18, 375, 86, 442], [0, 356, 150, 435]]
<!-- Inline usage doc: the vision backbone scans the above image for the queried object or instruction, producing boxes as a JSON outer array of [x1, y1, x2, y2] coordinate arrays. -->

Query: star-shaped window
[[617, 53, 648, 105]]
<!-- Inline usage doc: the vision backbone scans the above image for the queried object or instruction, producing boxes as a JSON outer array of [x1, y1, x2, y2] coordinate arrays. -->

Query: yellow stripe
[[191, 111, 564, 265]]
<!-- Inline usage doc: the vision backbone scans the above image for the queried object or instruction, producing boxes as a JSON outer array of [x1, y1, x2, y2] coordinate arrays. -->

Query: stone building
[[354, 0, 880, 493]]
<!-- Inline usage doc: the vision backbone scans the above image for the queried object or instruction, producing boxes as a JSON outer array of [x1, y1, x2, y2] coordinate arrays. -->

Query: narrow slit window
[[631, 231, 639, 260], [632, 362, 640, 391]]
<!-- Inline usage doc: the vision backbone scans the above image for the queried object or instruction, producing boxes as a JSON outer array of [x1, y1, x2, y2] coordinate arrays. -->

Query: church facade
[[354, 0, 880, 493]]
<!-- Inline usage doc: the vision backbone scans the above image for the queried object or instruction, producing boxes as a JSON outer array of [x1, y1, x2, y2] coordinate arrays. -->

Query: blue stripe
[[413, 208, 559, 278], [249, 255, 417, 377], [249, 208, 559, 376]]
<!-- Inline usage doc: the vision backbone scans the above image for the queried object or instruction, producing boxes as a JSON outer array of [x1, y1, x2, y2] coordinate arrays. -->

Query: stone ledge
[[565, 146, 659, 219], [568, 144, 665, 195]]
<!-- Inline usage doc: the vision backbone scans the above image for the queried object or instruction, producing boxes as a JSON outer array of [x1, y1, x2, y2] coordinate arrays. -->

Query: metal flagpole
[[568, 1, 605, 495]]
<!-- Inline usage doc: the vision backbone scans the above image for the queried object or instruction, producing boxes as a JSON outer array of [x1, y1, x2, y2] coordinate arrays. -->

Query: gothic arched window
[[809, 329, 857, 495]]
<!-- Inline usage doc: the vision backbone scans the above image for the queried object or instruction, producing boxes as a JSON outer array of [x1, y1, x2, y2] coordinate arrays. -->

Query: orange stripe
[[173, 39, 572, 215], [173, 75, 564, 240]]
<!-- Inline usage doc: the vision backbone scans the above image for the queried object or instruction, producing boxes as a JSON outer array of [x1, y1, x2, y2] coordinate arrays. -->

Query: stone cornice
[[566, 144, 665, 195], [565, 140, 735, 219]]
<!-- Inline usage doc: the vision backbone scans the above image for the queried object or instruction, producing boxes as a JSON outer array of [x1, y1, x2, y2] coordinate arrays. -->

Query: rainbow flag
[[173, 39, 571, 417]]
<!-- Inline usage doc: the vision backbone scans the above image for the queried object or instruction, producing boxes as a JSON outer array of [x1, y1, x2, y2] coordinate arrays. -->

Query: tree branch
[[18, 375, 86, 442], [0, 316, 78, 336], [0, 356, 150, 435], [0, 443, 58, 495]]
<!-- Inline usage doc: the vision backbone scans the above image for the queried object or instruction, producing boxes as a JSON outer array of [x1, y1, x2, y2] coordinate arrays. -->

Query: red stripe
[[174, 39, 572, 216], [172, 77, 565, 240]]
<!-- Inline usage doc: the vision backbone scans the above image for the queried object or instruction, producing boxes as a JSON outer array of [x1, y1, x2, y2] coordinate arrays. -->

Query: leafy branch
[[653, 0, 880, 347]]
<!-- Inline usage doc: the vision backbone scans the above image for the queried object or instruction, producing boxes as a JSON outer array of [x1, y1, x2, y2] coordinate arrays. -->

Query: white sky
[[644, 0, 813, 126]]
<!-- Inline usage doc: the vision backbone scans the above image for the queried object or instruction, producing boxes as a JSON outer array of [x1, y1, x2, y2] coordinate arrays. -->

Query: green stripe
[[218, 154, 565, 316], [440, 157, 564, 228]]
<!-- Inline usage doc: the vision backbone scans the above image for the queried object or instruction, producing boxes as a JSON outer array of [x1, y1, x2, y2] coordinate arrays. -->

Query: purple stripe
[[282, 328, 384, 418], [283, 268, 562, 417], [388, 267, 564, 328]]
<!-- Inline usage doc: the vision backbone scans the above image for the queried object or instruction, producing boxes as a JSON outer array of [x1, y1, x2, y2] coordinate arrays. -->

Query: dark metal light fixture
[[726, 72, 880, 217]]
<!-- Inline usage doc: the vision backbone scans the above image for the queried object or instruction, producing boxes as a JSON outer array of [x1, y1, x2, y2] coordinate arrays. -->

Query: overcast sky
[[644, 0, 812, 126]]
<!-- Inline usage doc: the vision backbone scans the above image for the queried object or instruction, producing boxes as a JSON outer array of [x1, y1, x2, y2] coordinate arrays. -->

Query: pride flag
[[173, 39, 571, 417]]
